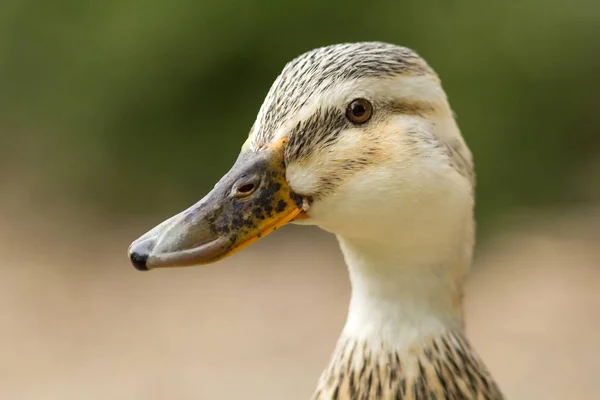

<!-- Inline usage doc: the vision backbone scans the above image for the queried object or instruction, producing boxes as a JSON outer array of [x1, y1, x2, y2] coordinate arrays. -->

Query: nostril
[[237, 183, 255, 194], [232, 177, 260, 198]]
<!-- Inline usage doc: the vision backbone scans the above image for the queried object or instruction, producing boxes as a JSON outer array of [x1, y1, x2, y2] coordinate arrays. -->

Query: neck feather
[[312, 330, 503, 399]]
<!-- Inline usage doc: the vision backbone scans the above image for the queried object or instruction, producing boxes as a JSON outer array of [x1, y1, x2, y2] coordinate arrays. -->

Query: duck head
[[128, 42, 474, 272]]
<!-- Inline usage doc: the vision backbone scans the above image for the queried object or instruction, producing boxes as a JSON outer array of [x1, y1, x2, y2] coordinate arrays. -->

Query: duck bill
[[128, 139, 309, 271]]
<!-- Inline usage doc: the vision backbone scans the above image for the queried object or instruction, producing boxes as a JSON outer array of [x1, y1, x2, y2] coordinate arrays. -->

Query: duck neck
[[311, 220, 504, 399], [339, 234, 468, 345]]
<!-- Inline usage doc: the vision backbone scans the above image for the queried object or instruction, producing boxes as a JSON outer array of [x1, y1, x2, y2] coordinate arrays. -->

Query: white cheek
[[303, 155, 473, 244], [305, 166, 401, 233], [286, 163, 320, 196]]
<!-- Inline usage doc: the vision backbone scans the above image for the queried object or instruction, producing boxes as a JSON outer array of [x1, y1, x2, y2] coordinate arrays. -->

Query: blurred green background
[[1, 0, 598, 225], [1, 1, 600, 399]]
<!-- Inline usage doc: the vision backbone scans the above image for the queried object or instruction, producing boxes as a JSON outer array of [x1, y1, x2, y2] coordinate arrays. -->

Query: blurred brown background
[[1, 0, 599, 399]]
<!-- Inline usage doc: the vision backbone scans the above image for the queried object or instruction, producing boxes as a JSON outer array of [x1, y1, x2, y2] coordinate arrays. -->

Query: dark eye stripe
[[285, 107, 347, 162], [283, 98, 437, 164]]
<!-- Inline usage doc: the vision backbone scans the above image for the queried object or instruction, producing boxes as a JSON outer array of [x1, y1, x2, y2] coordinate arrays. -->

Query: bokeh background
[[1, 1, 599, 399]]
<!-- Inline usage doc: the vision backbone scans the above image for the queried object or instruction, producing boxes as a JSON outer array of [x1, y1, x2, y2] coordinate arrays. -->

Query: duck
[[128, 42, 504, 399]]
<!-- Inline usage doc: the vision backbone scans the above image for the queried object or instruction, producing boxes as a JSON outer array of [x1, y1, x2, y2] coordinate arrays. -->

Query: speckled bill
[[128, 139, 310, 270]]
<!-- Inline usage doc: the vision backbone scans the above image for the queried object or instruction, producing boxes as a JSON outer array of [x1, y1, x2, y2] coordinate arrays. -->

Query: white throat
[[336, 214, 472, 350]]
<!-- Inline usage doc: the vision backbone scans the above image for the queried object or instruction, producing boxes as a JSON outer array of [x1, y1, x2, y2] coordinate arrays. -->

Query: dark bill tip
[[129, 250, 149, 271], [128, 235, 157, 271]]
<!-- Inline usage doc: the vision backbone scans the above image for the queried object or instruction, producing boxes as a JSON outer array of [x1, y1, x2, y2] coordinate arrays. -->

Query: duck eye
[[346, 99, 372, 124]]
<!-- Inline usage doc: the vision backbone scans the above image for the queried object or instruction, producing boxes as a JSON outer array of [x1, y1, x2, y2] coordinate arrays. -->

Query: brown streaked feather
[[312, 331, 503, 400]]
